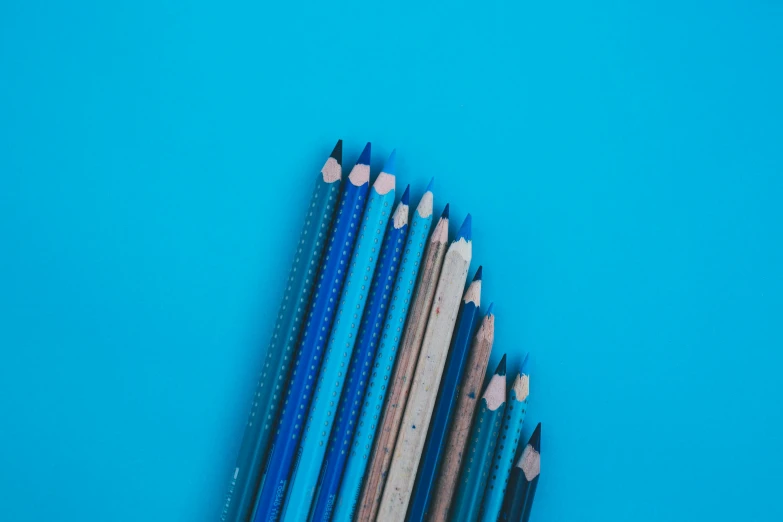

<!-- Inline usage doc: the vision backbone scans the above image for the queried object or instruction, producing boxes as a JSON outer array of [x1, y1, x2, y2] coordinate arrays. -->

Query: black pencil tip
[[495, 354, 507, 376], [473, 266, 483, 282], [330, 139, 343, 163], [441, 204, 450, 219], [529, 422, 541, 452]]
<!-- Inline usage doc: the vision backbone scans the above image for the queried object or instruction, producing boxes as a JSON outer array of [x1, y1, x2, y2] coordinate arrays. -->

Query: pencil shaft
[[354, 217, 449, 522], [282, 178, 395, 521], [221, 147, 342, 522], [407, 283, 482, 521], [500, 425, 540, 522], [426, 313, 494, 522], [378, 232, 472, 520], [251, 155, 370, 522], [479, 375, 529, 522], [330, 192, 433, 522], [306, 190, 406, 522]]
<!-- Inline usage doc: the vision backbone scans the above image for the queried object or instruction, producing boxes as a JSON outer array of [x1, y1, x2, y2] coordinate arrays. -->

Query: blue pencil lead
[[520, 352, 530, 375], [426, 177, 435, 192], [495, 354, 507, 376], [401, 184, 410, 205], [357, 142, 372, 165], [486, 302, 494, 316], [330, 139, 343, 162], [456, 213, 472, 242], [382, 148, 396, 174], [473, 266, 483, 282], [441, 203, 450, 219]]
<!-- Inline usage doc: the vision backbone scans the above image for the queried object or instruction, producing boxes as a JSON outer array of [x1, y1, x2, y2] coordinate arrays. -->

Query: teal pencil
[[280, 152, 397, 521], [449, 356, 508, 522], [479, 355, 530, 522], [220, 141, 343, 522], [330, 183, 435, 521]]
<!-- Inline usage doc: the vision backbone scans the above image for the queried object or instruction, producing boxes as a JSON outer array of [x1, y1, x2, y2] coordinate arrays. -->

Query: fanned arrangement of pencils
[[221, 141, 542, 522]]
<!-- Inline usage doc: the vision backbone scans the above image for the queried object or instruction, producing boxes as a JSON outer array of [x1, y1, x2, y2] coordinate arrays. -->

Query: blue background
[[1, 1, 781, 521]]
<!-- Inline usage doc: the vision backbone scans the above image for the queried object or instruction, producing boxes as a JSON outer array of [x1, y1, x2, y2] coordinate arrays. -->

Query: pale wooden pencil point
[[513, 372, 530, 402], [519, 444, 541, 481], [483, 372, 507, 411]]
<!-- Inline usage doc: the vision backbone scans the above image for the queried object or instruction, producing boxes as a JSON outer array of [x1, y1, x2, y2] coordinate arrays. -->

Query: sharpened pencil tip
[[357, 142, 371, 165], [441, 204, 450, 219], [520, 352, 530, 374], [495, 354, 507, 376], [426, 177, 435, 192], [382, 149, 397, 175], [529, 423, 541, 451], [473, 266, 483, 282], [456, 214, 472, 242], [401, 185, 410, 205], [330, 140, 343, 163], [486, 302, 494, 316]]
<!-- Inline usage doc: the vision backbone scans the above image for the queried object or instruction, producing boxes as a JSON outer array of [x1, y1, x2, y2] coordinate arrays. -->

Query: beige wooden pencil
[[428, 306, 495, 522], [377, 214, 473, 521], [354, 205, 450, 522]]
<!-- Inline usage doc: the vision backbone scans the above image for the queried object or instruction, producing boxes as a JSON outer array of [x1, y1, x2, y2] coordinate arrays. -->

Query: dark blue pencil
[[220, 141, 343, 522], [500, 423, 541, 522], [407, 267, 484, 520], [309, 187, 411, 522], [251, 143, 372, 522]]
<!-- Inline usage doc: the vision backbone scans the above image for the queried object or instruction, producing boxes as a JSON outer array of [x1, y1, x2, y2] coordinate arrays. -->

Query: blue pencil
[[330, 184, 436, 521], [280, 151, 398, 521], [309, 185, 411, 522], [499, 423, 540, 522], [251, 143, 372, 522], [480, 355, 530, 522], [408, 267, 483, 521], [220, 141, 343, 522]]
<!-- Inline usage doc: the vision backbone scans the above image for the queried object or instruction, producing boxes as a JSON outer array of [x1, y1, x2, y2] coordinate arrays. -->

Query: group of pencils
[[221, 141, 541, 522]]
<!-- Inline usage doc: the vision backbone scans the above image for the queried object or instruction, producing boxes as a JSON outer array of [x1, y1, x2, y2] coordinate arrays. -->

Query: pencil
[[407, 268, 483, 521], [428, 304, 496, 522], [251, 143, 372, 522], [378, 214, 473, 521], [281, 151, 397, 521], [355, 204, 449, 522], [308, 184, 410, 522], [480, 356, 530, 522], [499, 423, 540, 522], [328, 184, 435, 522], [220, 141, 343, 522], [449, 356, 508, 522]]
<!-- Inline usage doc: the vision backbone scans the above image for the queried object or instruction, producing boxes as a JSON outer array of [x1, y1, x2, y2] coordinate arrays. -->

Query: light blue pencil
[[479, 355, 530, 522], [330, 182, 436, 521], [280, 152, 398, 521]]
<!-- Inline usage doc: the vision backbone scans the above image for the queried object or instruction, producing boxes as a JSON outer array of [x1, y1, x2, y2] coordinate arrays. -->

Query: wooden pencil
[[308, 184, 410, 522], [407, 268, 483, 521], [428, 304, 496, 522], [331, 184, 435, 522], [281, 151, 397, 521], [500, 423, 540, 522], [377, 214, 473, 521], [251, 143, 372, 522], [354, 205, 450, 522], [480, 356, 530, 522], [220, 141, 343, 522], [449, 356, 508, 522]]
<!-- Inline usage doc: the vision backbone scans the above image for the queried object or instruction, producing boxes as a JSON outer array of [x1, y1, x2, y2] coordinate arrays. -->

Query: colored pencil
[[378, 214, 473, 521], [449, 356, 508, 522], [308, 184, 410, 522], [480, 356, 530, 522], [355, 204, 450, 522], [428, 305, 496, 522], [251, 143, 372, 522], [281, 152, 397, 521], [500, 423, 540, 522], [329, 183, 435, 522], [220, 141, 343, 522], [407, 268, 483, 521]]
